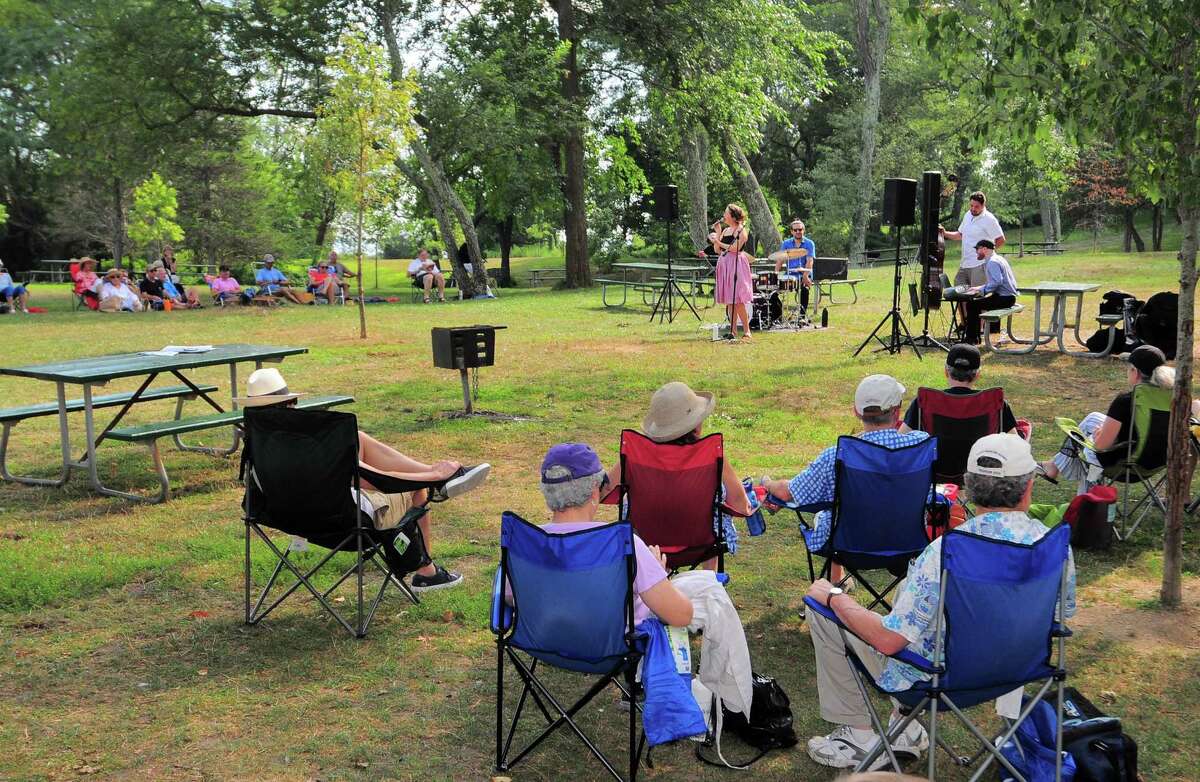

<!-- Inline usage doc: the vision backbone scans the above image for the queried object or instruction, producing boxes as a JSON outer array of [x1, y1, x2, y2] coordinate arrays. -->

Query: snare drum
[[779, 276, 799, 292]]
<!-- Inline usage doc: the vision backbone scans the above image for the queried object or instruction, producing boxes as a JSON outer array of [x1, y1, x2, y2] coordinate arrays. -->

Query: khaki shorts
[[361, 489, 414, 530], [954, 265, 988, 287]]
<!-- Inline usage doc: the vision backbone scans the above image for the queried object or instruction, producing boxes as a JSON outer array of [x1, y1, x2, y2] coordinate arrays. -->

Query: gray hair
[[539, 466, 606, 512], [860, 406, 899, 426], [1149, 364, 1176, 389], [964, 468, 1035, 509]]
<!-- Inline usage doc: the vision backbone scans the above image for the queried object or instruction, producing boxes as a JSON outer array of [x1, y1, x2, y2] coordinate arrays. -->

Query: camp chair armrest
[[357, 465, 439, 494], [718, 502, 748, 518], [490, 568, 513, 634], [1052, 622, 1072, 638], [600, 483, 621, 505], [766, 492, 832, 514], [804, 596, 942, 674]]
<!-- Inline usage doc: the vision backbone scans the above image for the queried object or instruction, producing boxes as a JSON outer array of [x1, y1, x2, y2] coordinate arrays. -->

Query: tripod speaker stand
[[853, 228, 922, 358], [648, 184, 701, 323]]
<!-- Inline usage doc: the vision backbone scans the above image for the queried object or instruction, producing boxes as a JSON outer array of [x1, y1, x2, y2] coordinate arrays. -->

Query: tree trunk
[[556, 0, 591, 287], [1163, 203, 1198, 607], [1038, 187, 1060, 242], [355, 205, 368, 339], [1152, 202, 1164, 251], [409, 135, 488, 294], [1123, 207, 1145, 252], [720, 131, 781, 255], [314, 198, 336, 250], [680, 124, 710, 252], [849, 0, 890, 261], [949, 155, 973, 224], [397, 159, 476, 297], [112, 177, 125, 267], [498, 214, 514, 287]]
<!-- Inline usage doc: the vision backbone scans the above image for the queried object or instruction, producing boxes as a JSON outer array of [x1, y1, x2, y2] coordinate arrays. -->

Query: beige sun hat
[[233, 367, 305, 407], [642, 381, 716, 442]]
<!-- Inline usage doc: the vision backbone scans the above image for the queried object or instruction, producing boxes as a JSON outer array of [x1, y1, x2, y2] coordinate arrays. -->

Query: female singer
[[711, 203, 753, 340]]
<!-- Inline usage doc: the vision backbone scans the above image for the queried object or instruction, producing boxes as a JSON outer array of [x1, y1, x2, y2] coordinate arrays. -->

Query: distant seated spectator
[[206, 265, 244, 306], [139, 262, 169, 310], [326, 250, 354, 294], [254, 255, 305, 304], [72, 257, 101, 309], [159, 266, 201, 308], [408, 248, 445, 303], [158, 244, 200, 305], [0, 261, 30, 314], [897, 344, 1021, 436], [307, 261, 341, 303], [98, 267, 143, 312]]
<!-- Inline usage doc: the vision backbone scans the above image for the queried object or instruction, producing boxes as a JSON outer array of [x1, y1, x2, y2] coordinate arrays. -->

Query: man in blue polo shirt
[[776, 219, 816, 315], [254, 254, 306, 304]]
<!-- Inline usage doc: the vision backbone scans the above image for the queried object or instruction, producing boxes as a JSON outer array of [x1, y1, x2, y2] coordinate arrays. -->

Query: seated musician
[[962, 240, 1018, 345], [776, 219, 815, 313]]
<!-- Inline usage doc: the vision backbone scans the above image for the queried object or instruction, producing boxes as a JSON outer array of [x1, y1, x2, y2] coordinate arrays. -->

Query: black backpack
[[1135, 291, 1178, 358], [1061, 687, 1139, 782], [697, 673, 796, 768]]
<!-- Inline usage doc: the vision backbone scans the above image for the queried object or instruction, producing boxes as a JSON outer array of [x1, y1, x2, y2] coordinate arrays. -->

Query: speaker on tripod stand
[[853, 178, 924, 358]]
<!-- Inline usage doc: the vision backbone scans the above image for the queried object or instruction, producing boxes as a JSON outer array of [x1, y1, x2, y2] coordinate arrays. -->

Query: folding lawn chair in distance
[[241, 406, 431, 638], [803, 523, 1073, 781], [614, 429, 739, 573], [492, 512, 646, 782], [808, 436, 938, 611], [1056, 382, 1170, 540], [916, 387, 1005, 486]]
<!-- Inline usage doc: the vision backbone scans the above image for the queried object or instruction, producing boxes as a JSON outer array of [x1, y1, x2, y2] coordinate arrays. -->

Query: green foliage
[[127, 172, 184, 259]]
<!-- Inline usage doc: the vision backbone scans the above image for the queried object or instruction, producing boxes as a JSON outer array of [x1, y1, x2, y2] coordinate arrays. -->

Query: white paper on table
[[995, 687, 1023, 719], [139, 349, 181, 357]]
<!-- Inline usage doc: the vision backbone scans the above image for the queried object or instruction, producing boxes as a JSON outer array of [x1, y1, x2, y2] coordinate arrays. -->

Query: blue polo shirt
[[256, 267, 286, 286], [780, 236, 816, 275]]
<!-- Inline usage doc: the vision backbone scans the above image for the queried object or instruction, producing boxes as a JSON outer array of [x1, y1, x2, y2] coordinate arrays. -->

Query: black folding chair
[[241, 406, 432, 638]]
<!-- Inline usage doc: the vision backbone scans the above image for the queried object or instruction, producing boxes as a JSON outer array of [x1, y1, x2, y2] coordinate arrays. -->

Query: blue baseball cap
[[540, 443, 604, 484]]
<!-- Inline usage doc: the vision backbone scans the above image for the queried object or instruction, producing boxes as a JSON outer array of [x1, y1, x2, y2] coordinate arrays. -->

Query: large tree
[[910, 0, 1198, 606]]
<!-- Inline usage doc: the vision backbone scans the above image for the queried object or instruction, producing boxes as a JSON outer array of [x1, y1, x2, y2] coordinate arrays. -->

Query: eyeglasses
[[792, 228, 804, 233]]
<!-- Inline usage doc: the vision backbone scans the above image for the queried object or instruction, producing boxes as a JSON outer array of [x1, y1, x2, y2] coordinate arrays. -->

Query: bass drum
[[749, 291, 783, 330]]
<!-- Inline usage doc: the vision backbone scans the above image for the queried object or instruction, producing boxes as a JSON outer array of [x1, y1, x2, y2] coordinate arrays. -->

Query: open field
[[1, 251, 1198, 781]]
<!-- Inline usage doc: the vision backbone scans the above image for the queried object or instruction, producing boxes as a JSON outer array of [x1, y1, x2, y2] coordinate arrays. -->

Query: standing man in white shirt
[[940, 191, 1005, 288]]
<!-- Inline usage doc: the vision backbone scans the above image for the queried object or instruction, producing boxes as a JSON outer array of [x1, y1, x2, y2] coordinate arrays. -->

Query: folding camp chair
[[803, 523, 1072, 781], [1057, 383, 1170, 540], [917, 387, 1005, 486], [806, 436, 938, 611], [615, 429, 734, 572], [492, 512, 645, 782], [241, 406, 433, 638]]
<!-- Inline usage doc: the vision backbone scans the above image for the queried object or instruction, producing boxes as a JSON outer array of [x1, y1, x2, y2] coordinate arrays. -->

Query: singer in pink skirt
[[712, 204, 753, 340]]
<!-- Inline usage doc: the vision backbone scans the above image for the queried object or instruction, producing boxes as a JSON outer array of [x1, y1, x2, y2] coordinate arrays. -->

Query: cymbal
[[767, 248, 808, 262]]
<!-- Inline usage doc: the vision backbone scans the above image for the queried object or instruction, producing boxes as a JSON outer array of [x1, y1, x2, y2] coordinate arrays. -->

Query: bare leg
[[359, 431, 434, 474], [19, 290, 30, 312], [415, 502, 437, 577], [423, 274, 433, 301], [436, 274, 446, 299]]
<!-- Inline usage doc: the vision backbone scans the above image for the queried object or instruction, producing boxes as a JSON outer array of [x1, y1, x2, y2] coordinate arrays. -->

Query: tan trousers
[[809, 610, 891, 726]]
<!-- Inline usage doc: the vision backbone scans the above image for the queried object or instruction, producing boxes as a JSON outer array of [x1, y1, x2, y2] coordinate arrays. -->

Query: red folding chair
[[612, 429, 734, 572], [916, 387, 1005, 485]]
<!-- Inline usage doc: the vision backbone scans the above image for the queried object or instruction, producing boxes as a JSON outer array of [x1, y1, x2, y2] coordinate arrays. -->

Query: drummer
[[776, 219, 816, 314]]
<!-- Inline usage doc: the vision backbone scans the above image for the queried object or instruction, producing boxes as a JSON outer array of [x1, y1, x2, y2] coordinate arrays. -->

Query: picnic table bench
[[1016, 241, 1063, 256], [106, 394, 353, 502], [816, 277, 866, 304], [528, 268, 566, 287]]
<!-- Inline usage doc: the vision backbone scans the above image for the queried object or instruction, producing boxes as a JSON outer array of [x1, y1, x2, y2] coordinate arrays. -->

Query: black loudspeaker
[[652, 184, 678, 220], [882, 178, 917, 227]]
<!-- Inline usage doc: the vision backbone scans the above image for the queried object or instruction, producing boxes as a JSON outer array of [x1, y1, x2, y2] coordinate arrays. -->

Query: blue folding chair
[[807, 436, 938, 611], [491, 512, 646, 781], [804, 523, 1073, 780]]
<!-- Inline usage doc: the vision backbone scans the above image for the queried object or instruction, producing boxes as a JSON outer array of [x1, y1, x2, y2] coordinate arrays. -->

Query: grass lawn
[[1, 251, 1197, 781]]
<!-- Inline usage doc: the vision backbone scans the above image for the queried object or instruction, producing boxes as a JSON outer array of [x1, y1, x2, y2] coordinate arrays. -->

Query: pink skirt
[[715, 251, 753, 304]]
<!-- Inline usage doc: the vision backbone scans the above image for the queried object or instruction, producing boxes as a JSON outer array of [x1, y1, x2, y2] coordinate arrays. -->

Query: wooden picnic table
[[527, 268, 566, 287], [601, 263, 708, 310], [988, 281, 1114, 357], [0, 344, 312, 502]]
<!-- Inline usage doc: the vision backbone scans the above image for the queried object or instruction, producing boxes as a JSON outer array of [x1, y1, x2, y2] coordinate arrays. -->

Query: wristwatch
[[825, 587, 844, 610]]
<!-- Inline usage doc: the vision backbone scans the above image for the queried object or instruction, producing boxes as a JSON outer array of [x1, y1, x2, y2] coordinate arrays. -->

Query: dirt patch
[[1071, 578, 1200, 652]]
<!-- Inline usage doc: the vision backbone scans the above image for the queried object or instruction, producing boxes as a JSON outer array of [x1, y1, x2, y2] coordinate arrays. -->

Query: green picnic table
[[0, 344, 351, 503]]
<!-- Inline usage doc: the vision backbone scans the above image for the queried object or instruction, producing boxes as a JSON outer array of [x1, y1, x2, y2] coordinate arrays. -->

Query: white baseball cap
[[967, 433, 1041, 478], [233, 367, 304, 407], [854, 374, 905, 412]]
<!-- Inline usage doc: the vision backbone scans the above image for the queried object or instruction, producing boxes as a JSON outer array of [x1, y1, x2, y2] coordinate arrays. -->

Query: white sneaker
[[889, 716, 929, 756], [807, 725, 889, 770], [429, 463, 490, 502]]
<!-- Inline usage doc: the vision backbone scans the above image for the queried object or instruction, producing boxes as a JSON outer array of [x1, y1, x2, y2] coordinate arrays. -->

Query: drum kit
[[750, 248, 814, 330]]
